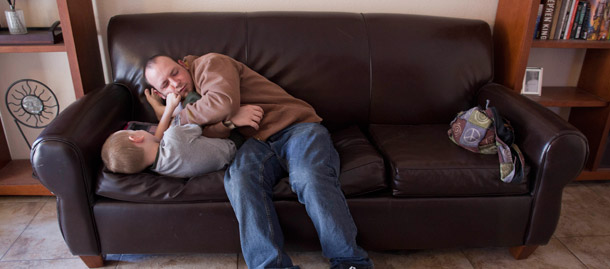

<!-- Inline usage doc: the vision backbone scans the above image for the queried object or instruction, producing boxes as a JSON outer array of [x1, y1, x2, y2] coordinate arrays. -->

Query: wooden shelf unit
[[0, 0, 104, 195], [494, 0, 610, 181], [0, 42, 66, 53], [525, 87, 608, 108]]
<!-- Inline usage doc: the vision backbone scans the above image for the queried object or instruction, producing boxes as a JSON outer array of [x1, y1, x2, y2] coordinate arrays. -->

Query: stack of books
[[533, 0, 610, 40]]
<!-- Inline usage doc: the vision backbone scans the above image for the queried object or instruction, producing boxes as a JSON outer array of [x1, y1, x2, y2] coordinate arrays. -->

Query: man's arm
[[154, 93, 181, 140], [179, 54, 242, 125], [201, 105, 264, 138]]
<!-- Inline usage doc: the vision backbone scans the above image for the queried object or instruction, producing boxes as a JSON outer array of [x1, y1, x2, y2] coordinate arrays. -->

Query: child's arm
[[154, 93, 181, 140]]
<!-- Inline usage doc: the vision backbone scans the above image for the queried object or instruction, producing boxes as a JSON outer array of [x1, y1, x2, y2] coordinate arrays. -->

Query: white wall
[[1, 0, 498, 159]]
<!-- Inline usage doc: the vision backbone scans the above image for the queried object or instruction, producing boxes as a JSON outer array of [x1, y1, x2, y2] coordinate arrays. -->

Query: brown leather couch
[[31, 12, 588, 268]]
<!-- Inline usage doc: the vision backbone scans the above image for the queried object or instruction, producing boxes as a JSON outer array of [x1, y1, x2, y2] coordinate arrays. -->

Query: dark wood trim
[[569, 106, 610, 170], [0, 43, 65, 53], [493, 0, 538, 92], [577, 169, 610, 181], [56, 0, 105, 99], [533, 40, 610, 49], [0, 160, 53, 196], [0, 121, 10, 169], [525, 87, 607, 107]]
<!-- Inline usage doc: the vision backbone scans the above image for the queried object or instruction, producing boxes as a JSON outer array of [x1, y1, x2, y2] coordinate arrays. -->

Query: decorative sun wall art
[[5, 79, 59, 149]]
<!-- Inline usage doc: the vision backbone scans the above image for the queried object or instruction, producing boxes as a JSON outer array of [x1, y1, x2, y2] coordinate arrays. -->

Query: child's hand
[[231, 105, 264, 130], [165, 93, 182, 112]]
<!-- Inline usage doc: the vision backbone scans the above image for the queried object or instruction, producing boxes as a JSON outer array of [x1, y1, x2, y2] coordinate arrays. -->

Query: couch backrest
[[108, 12, 492, 126]]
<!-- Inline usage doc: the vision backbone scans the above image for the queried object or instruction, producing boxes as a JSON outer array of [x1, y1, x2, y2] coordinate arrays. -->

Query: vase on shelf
[[5, 9, 27, 35]]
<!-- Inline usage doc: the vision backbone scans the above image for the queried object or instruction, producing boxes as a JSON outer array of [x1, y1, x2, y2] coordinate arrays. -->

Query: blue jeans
[[224, 123, 372, 269]]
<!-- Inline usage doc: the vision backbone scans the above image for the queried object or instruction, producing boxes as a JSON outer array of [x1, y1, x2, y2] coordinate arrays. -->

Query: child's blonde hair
[[101, 131, 148, 174]]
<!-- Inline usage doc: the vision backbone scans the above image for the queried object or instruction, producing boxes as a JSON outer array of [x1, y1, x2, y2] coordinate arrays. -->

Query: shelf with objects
[[494, 0, 610, 181], [0, 0, 104, 195]]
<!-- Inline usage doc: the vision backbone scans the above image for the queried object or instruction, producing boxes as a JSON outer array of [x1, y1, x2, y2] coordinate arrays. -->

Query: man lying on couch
[[143, 53, 373, 269]]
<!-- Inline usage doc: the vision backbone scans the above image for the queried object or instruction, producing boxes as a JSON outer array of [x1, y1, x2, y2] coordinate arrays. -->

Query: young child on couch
[[101, 90, 262, 178]]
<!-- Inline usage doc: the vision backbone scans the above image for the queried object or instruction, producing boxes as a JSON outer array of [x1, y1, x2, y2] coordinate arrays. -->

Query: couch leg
[[79, 255, 104, 268], [509, 245, 539, 260]]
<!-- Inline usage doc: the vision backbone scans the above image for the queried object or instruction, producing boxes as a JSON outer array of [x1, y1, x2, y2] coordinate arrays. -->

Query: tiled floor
[[1, 181, 609, 268]]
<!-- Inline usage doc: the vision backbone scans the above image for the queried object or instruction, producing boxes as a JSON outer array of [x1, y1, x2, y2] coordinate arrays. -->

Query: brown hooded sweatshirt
[[178, 53, 322, 141]]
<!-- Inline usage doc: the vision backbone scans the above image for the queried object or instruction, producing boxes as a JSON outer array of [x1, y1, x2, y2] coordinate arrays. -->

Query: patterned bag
[[448, 101, 525, 184]]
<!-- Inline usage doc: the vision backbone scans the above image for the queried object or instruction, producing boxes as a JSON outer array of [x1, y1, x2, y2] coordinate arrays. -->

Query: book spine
[[564, 0, 580, 39], [581, 3, 591, 39], [570, 1, 584, 39], [559, 0, 574, 39], [586, 0, 602, 40], [535, 3, 545, 39], [575, 1, 587, 39], [540, 0, 557, 39], [550, 0, 565, 39], [598, 1, 610, 40]]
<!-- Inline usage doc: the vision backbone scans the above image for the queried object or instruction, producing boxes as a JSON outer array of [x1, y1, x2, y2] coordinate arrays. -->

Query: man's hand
[[231, 105, 264, 130]]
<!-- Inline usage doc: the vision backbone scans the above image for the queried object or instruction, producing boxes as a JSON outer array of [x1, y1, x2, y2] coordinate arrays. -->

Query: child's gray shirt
[[150, 124, 236, 178]]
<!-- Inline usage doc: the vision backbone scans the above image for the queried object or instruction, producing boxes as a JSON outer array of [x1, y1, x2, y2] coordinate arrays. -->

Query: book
[[540, 0, 558, 39], [555, 0, 572, 39], [586, 0, 606, 40], [570, 1, 584, 39], [534, 3, 545, 39], [598, 1, 610, 39], [550, 0, 565, 39], [564, 0, 580, 39], [558, 0, 575, 39], [574, 1, 588, 39], [581, 2, 592, 39]]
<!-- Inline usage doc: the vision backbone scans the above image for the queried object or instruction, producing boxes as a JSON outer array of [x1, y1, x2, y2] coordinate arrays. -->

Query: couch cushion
[[96, 125, 386, 203], [369, 124, 529, 197]]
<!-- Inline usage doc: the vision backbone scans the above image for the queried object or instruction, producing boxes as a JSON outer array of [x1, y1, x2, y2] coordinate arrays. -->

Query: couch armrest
[[477, 83, 588, 245], [30, 83, 132, 255]]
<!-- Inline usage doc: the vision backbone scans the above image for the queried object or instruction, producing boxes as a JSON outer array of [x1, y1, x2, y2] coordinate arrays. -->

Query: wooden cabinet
[[0, 0, 104, 195], [494, 0, 610, 180]]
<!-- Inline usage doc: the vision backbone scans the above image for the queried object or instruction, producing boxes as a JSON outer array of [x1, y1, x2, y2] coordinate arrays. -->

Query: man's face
[[144, 56, 194, 99]]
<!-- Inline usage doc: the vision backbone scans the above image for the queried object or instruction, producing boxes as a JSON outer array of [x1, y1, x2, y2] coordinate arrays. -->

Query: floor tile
[[369, 249, 473, 269], [1, 200, 72, 261], [0, 258, 90, 269], [238, 251, 328, 269], [118, 253, 237, 269], [288, 252, 328, 269], [554, 183, 610, 237], [559, 236, 610, 269], [462, 238, 586, 269], [0, 201, 45, 260], [582, 181, 610, 204]]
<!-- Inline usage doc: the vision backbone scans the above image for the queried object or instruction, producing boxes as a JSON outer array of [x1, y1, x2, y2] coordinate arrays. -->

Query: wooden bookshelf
[[0, 0, 104, 195], [525, 87, 608, 107], [0, 42, 65, 53], [0, 160, 52, 195], [494, 0, 610, 181], [532, 40, 610, 49]]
